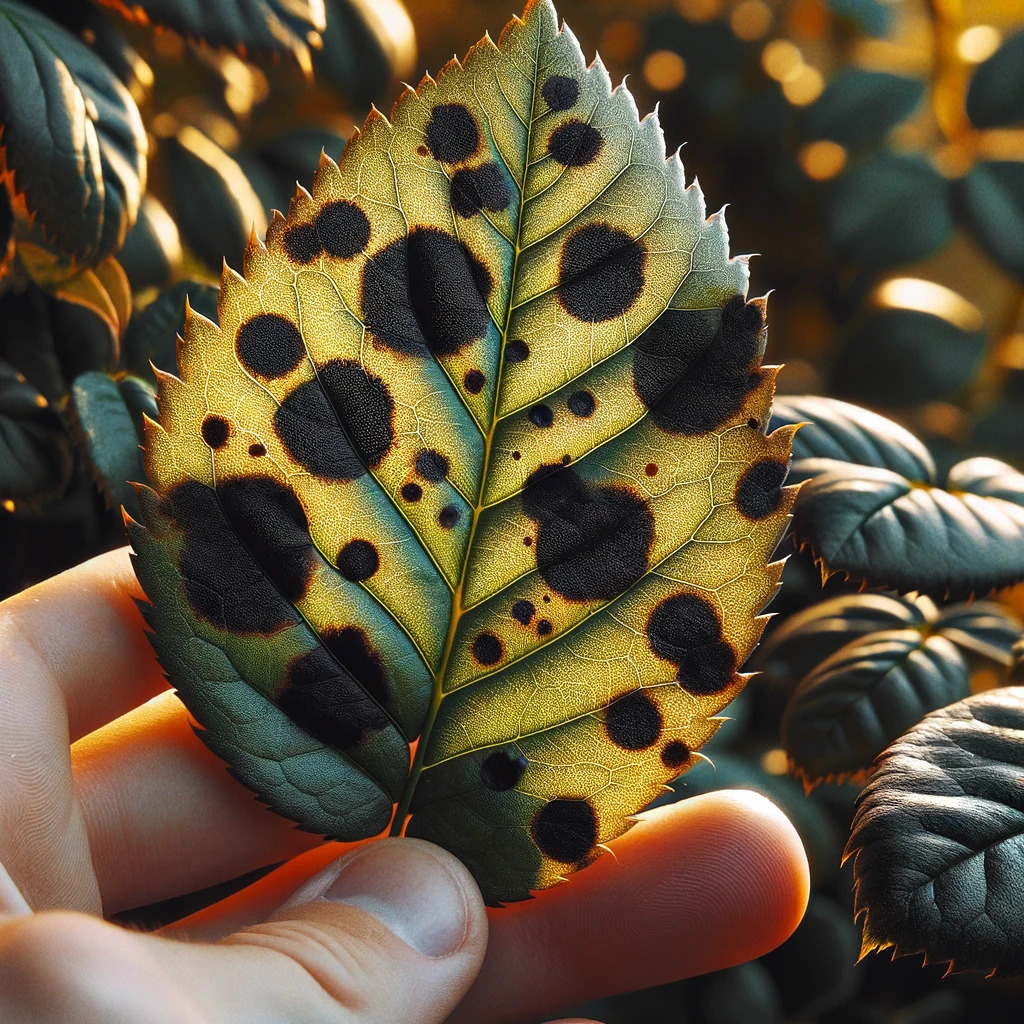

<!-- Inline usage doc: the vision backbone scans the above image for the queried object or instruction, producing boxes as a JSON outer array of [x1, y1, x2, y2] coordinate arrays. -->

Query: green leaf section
[[804, 70, 924, 147], [0, 0, 146, 266], [848, 688, 1024, 974], [960, 161, 1024, 284], [966, 29, 1024, 129]]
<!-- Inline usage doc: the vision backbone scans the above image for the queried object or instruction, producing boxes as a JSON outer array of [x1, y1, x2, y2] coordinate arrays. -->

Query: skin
[[0, 548, 810, 1024]]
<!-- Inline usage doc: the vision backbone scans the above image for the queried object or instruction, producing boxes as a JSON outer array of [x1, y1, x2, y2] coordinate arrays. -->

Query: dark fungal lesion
[[541, 74, 580, 111], [735, 459, 789, 519], [235, 313, 306, 380], [532, 798, 598, 864], [604, 689, 663, 751], [450, 163, 512, 219], [337, 538, 380, 582], [557, 223, 646, 323], [647, 592, 737, 696], [424, 103, 480, 164], [547, 119, 604, 167], [480, 749, 528, 791], [472, 630, 503, 666], [201, 414, 230, 449]]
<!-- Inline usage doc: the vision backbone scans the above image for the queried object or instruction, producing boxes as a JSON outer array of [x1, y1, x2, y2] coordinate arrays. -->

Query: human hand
[[0, 548, 809, 1023]]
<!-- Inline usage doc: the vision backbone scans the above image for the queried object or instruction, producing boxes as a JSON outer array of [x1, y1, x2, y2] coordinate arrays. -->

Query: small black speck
[[528, 404, 554, 428], [439, 504, 460, 529]]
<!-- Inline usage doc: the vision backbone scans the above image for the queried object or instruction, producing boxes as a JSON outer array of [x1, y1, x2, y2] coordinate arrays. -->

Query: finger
[[0, 863, 31, 916], [448, 790, 809, 1024], [2, 546, 166, 741]]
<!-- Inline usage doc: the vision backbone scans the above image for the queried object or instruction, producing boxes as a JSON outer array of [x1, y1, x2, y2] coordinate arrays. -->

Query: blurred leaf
[[848, 687, 1024, 974], [32, 252, 132, 342], [833, 309, 985, 406], [793, 458, 1024, 599], [1012, 637, 1023, 682], [96, 0, 326, 66], [0, 188, 12, 283], [965, 29, 1024, 129], [70, 370, 155, 516], [118, 195, 183, 293], [960, 161, 1024, 283], [804, 70, 924, 147], [122, 278, 219, 379], [250, 125, 351, 209], [825, 155, 953, 268], [934, 600, 1023, 666], [827, 0, 893, 37], [700, 962, 783, 1024], [0, 358, 71, 505], [0, 0, 146, 266], [771, 395, 935, 482], [947, 456, 1024, 505], [163, 125, 267, 271], [782, 629, 970, 785]]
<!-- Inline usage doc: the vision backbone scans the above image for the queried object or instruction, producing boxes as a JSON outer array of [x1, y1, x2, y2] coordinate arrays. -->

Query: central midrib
[[388, 20, 543, 836]]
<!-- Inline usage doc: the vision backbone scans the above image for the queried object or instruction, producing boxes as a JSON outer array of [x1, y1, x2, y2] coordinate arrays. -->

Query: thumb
[[164, 838, 489, 1024]]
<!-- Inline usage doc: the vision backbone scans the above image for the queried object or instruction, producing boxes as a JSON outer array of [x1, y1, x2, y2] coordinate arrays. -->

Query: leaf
[[122, 279, 219, 380], [129, 0, 796, 904], [31, 251, 133, 342], [965, 29, 1024, 129], [793, 457, 1024, 599], [96, 0, 326, 67], [832, 309, 985, 406], [163, 125, 268, 272], [70, 371, 155, 517], [769, 395, 935, 483], [782, 629, 970, 786], [933, 600, 1023, 666], [118, 194, 184, 292], [803, 70, 924, 147], [0, 357, 72, 507], [0, 0, 146, 266], [825, 155, 953, 269], [960, 161, 1024, 283], [847, 687, 1024, 974]]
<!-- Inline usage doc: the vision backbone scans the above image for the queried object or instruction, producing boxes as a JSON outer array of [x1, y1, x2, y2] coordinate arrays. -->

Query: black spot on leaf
[[284, 223, 321, 263], [532, 798, 598, 863], [647, 593, 737, 696], [511, 599, 535, 625], [528, 403, 554, 428], [567, 390, 595, 417], [416, 449, 450, 482], [605, 689, 663, 750], [361, 228, 493, 357], [472, 631, 503, 665], [323, 626, 389, 709], [661, 739, 690, 768], [439, 504, 460, 529], [558, 224, 645, 322], [645, 463, 658, 477], [522, 464, 654, 601], [201, 414, 230, 449], [248, 442, 266, 457], [632, 297, 765, 434], [505, 339, 529, 363], [337, 538, 380, 582], [736, 459, 789, 519], [542, 75, 580, 111], [548, 120, 603, 167], [424, 103, 480, 163], [236, 313, 306, 379], [481, 749, 528, 791], [316, 200, 371, 259], [464, 368, 485, 394], [451, 163, 512, 218], [401, 482, 422, 502], [537, 618, 552, 636]]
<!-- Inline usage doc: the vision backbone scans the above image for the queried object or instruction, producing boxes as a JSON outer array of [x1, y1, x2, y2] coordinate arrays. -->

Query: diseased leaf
[[770, 395, 935, 483], [96, 0, 326, 67], [793, 457, 1024, 599], [71, 371, 155, 517], [965, 29, 1024, 129], [803, 70, 924, 147], [0, 0, 146, 266], [130, 0, 795, 904], [960, 161, 1024, 283], [782, 629, 970, 786], [848, 688, 1024, 974]]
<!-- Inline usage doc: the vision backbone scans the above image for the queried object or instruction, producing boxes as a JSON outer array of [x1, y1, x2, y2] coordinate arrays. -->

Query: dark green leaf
[[163, 126, 266, 272], [250, 126, 351, 210], [122, 279, 219, 380], [118, 195, 183, 293], [96, 0, 325, 64], [833, 309, 985, 406], [782, 629, 970, 784], [770, 395, 935, 482], [934, 600, 1023, 666], [793, 458, 1024, 599], [70, 371, 154, 516], [804, 70, 924, 146], [826, 0, 892, 36], [0, 0, 146, 265], [848, 687, 1024, 974], [825, 155, 953, 268], [1012, 637, 1024, 683], [966, 29, 1024, 129], [0, 357, 71, 505], [700, 963, 784, 1024], [960, 161, 1024, 282]]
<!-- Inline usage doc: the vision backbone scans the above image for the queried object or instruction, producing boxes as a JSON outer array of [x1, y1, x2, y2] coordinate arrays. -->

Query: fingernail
[[322, 840, 469, 958]]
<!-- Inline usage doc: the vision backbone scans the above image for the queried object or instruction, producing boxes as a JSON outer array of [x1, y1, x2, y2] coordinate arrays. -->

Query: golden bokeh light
[[956, 24, 1001, 63], [798, 139, 847, 180], [644, 49, 687, 92], [2, 500, 14, 514], [676, 0, 723, 24], [762, 39, 804, 82], [783, 64, 824, 105], [998, 333, 1024, 372], [730, 0, 772, 41], [760, 748, 790, 775], [874, 277, 985, 333], [599, 19, 643, 62]]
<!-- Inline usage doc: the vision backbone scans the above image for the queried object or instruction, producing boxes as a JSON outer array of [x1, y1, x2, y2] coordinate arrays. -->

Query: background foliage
[[2, 0, 1024, 1021]]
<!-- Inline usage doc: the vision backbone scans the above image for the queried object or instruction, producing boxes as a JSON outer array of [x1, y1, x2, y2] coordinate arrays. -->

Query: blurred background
[[2, 0, 1024, 1020]]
